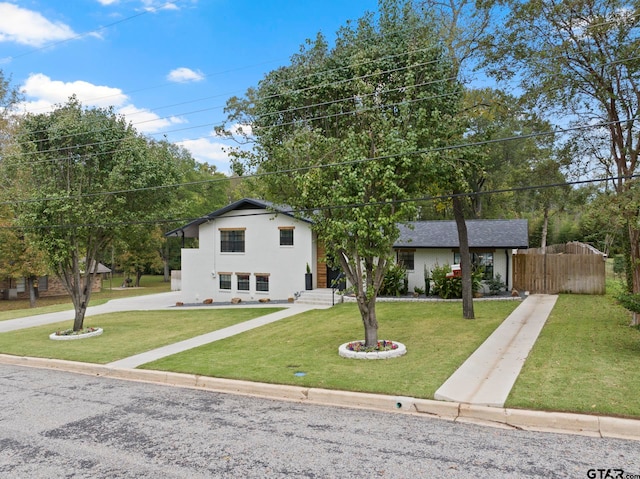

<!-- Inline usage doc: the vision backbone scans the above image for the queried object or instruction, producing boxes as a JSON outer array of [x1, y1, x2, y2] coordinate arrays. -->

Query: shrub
[[431, 263, 483, 299], [487, 273, 506, 296], [431, 264, 461, 299], [379, 262, 408, 296]]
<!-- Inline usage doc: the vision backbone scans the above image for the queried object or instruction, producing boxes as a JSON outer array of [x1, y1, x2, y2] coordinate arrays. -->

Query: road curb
[[1, 354, 638, 441]]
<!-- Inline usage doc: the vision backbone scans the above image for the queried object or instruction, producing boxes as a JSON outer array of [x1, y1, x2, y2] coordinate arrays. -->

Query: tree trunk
[[453, 193, 475, 319], [135, 270, 143, 288], [27, 276, 37, 308], [163, 241, 170, 283], [72, 281, 92, 331], [541, 206, 549, 254], [336, 250, 381, 346], [628, 223, 640, 327], [359, 294, 379, 347]]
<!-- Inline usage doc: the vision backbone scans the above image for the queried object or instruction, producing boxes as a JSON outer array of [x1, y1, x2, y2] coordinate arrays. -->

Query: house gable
[[165, 198, 311, 240]]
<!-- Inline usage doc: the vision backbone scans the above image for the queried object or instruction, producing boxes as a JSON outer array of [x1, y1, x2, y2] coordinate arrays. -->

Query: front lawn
[[506, 294, 640, 417], [0, 308, 282, 364], [0, 275, 171, 321], [141, 301, 521, 399]]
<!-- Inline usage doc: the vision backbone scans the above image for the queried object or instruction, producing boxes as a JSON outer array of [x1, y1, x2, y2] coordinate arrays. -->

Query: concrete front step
[[296, 289, 343, 306]]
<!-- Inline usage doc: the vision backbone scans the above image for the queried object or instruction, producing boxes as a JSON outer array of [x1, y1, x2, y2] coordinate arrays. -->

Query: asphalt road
[[1, 365, 638, 479]]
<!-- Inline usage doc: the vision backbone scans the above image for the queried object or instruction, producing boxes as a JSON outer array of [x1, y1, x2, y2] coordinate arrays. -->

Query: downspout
[[505, 249, 510, 291]]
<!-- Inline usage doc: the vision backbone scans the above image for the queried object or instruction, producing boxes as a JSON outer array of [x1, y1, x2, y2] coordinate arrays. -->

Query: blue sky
[[0, 0, 381, 172]]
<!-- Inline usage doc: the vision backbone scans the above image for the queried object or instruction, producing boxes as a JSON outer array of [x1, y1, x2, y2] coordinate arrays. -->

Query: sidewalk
[[434, 294, 558, 407]]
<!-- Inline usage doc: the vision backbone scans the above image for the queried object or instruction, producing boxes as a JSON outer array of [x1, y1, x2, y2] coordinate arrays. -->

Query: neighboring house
[[168, 198, 529, 303], [0, 263, 111, 300]]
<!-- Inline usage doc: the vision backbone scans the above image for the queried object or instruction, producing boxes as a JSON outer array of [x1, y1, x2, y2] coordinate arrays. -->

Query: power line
[[0, 115, 634, 207], [2, 173, 636, 231], [11, 52, 451, 152], [10, 47, 640, 163], [6, 1, 640, 151], [9, 86, 462, 167]]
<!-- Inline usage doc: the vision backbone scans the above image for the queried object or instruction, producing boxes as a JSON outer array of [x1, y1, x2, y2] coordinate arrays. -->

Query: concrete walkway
[[434, 294, 558, 407], [0, 291, 322, 368], [0, 291, 183, 333], [106, 305, 319, 368], [0, 291, 301, 333]]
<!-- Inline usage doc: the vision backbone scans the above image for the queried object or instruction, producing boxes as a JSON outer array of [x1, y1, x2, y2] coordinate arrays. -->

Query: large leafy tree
[[0, 69, 47, 305], [482, 0, 640, 322], [162, 143, 230, 278], [7, 97, 180, 331], [115, 225, 165, 287], [221, 0, 463, 345]]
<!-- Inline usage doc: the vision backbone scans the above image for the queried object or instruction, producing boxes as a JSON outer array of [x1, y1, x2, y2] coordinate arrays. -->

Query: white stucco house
[[166, 198, 528, 303]]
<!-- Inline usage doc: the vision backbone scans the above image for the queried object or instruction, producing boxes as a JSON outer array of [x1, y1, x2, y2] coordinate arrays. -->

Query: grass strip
[[141, 301, 520, 399], [0, 275, 171, 321], [0, 308, 282, 364], [506, 294, 640, 418]]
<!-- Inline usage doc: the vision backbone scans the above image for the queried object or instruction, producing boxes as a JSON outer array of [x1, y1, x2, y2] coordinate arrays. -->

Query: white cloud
[[20, 73, 128, 112], [142, 1, 180, 11], [118, 104, 186, 134], [0, 3, 76, 47], [177, 137, 231, 170], [18, 73, 185, 135], [97, 0, 180, 8], [229, 123, 253, 137], [167, 67, 205, 83]]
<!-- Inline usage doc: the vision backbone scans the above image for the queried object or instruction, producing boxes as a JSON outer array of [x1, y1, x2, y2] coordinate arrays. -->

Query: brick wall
[[1, 275, 103, 300]]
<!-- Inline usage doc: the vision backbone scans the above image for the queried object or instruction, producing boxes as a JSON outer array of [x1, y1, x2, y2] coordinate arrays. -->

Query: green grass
[[141, 301, 521, 399], [5, 278, 639, 418], [506, 293, 640, 418], [0, 308, 282, 364], [0, 275, 171, 321]]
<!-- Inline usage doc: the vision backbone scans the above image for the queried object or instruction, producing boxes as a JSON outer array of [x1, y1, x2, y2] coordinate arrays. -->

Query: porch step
[[296, 288, 343, 306]]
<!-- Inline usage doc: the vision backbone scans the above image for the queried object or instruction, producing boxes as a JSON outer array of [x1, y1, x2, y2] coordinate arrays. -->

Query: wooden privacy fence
[[513, 242, 606, 294]]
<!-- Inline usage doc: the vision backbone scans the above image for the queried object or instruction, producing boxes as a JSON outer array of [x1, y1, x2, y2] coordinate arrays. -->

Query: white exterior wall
[[403, 248, 513, 294], [180, 209, 314, 303]]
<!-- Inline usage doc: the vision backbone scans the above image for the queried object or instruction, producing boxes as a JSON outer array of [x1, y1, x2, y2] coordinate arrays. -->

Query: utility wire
[[0, 115, 634, 207], [10, 47, 640, 160], [12, 53, 451, 150], [9, 86, 462, 167], [2, 172, 636, 230]]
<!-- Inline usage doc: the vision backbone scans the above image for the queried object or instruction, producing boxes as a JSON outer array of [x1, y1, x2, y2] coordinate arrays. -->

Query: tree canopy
[[482, 0, 640, 321], [221, 0, 464, 345], [6, 97, 180, 330]]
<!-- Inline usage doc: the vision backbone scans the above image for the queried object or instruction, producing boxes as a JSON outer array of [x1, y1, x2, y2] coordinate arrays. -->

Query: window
[[237, 273, 250, 291], [220, 229, 245, 253], [219, 273, 231, 290], [256, 274, 269, 292], [279, 227, 294, 246], [454, 252, 494, 280], [397, 250, 415, 271]]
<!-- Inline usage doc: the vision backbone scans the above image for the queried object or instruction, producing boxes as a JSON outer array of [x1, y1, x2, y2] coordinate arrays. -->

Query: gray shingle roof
[[166, 198, 529, 248], [394, 220, 529, 249]]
